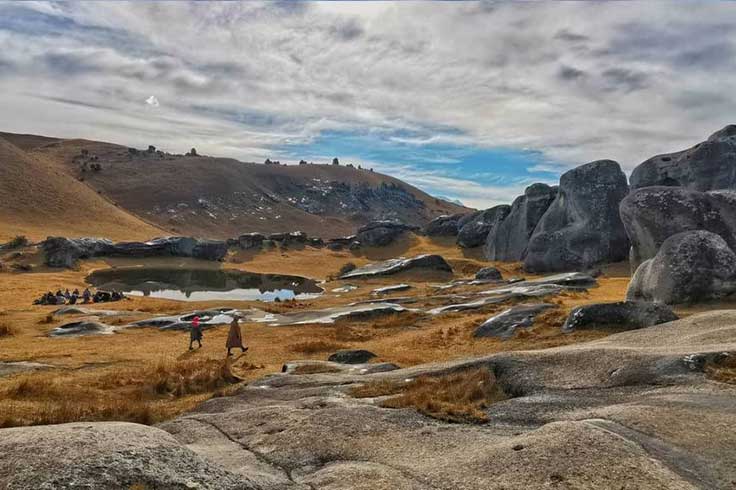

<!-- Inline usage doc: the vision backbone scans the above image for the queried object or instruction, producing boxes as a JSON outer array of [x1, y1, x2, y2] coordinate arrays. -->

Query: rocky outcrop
[[562, 301, 678, 332], [355, 221, 419, 247], [236, 232, 265, 250], [457, 205, 511, 248], [630, 124, 736, 191], [49, 320, 115, 337], [524, 160, 630, 272], [42, 236, 228, 267], [425, 214, 465, 236], [626, 230, 736, 304], [485, 183, 558, 261], [0, 422, 255, 490], [620, 186, 736, 270], [339, 254, 452, 279], [327, 349, 377, 364], [475, 266, 502, 281], [474, 303, 555, 338]]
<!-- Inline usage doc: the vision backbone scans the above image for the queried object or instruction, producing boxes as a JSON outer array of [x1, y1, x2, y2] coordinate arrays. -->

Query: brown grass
[[291, 364, 342, 375], [0, 358, 241, 428], [290, 340, 347, 354], [371, 311, 424, 329], [351, 367, 507, 424], [705, 355, 736, 384]]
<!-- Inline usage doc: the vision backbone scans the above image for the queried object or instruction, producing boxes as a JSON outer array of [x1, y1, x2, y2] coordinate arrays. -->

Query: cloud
[[145, 95, 159, 107], [0, 1, 735, 208]]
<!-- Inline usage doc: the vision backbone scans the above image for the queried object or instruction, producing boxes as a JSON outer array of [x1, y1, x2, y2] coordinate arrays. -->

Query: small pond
[[86, 267, 323, 302]]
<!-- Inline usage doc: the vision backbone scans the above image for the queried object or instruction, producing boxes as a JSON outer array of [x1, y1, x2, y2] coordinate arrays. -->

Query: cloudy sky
[[1, 1, 735, 208]]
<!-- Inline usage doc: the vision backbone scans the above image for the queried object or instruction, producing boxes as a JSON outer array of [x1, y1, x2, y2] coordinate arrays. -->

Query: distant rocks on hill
[[42, 236, 228, 268], [425, 213, 466, 236], [355, 221, 419, 247], [485, 183, 557, 261], [620, 186, 736, 270], [457, 205, 510, 248], [626, 230, 736, 304], [630, 124, 736, 191], [524, 160, 630, 272]]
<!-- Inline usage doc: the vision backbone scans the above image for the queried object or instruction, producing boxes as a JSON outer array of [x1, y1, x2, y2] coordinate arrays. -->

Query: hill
[[0, 132, 469, 240], [0, 134, 163, 242]]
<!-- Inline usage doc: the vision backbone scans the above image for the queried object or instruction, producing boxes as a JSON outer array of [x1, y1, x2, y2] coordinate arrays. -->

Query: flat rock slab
[[328, 349, 377, 364], [49, 319, 116, 337], [563, 301, 678, 332], [474, 303, 556, 338], [371, 284, 411, 295], [339, 254, 452, 279], [282, 360, 399, 375], [53, 306, 129, 317], [252, 303, 413, 326], [429, 284, 564, 315], [132, 307, 241, 331]]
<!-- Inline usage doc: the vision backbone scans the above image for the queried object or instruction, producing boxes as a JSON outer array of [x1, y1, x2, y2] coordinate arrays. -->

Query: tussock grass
[[290, 340, 347, 354], [0, 322, 15, 337], [371, 312, 424, 329], [350, 367, 507, 424], [0, 358, 241, 428], [705, 355, 736, 384]]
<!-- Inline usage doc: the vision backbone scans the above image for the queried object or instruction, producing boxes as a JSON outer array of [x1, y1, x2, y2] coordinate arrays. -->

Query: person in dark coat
[[226, 315, 247, 356], [189, 316, 203, 350]]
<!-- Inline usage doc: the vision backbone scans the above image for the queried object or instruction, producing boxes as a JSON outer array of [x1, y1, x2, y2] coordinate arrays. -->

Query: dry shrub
[[351, 367, 507, 424], [39, 314, 54, 324], [371, 312, 424, 329], [1, 358, 241, 427], [333, 326, 372, 342], [705, 355, 736, 384], [290, 340, 346, 354], [0, 322, 15, 337], [292, 364, 341, 375]]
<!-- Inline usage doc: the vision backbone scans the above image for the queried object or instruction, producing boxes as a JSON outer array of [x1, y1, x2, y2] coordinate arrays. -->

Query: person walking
[[226, 315, 247, 356], [189, 316, 203, 350]]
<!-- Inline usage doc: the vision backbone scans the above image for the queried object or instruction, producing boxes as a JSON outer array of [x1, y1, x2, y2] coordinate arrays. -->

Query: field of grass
[[0, 236, 633, 427]]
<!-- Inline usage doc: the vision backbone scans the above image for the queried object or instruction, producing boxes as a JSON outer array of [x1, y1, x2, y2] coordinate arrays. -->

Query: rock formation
[[524, 160, 630, 272], [42, 236, 228, 268], [626, 230, 736, 304], [630, 124, 736, 191], [485, 183, 557, 261], [474, 303, 556, 338], [457, 205, 510, 248], [339, 254, 452, 279], [327, 349, 377, 364], [620, 186, 736, 270], [475, 266, 502, 281], [355, 221, 419, 247], [562, 301, 678, 332], [425, 214, 466, 236]]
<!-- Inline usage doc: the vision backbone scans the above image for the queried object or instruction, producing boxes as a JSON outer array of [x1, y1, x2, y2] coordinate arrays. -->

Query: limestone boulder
[[425, 214, 465, 237], [457, 205, 510, 248], [626, 230, 736, 304], [524, 160, 629, 272], [562, 301, 678, 332], [355, 221, 419, 247]]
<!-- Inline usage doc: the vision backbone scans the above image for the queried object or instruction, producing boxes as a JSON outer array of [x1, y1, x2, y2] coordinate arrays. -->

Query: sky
[[1, 1, 735, 209]]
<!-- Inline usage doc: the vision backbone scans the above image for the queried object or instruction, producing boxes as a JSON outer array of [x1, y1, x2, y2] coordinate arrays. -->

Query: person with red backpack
[[189, 316, 203, 350]]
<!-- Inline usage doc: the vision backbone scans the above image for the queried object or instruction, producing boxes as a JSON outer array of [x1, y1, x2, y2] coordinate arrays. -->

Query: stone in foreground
[[327, 349, 377, 364], [474, 303, 556, 338], [627, 230, 736, 304], [339, 254, 452, 279], [562, 301, 678, 332], [524, 160, 629, 272], [474, 266, 503, 281]]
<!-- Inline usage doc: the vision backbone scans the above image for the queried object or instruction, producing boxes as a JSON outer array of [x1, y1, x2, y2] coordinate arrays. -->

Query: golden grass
[[705, 355, 736, 384], [290, 340, 347, 354], [0, 358, 241, 428], [351, 367, 506, 424]]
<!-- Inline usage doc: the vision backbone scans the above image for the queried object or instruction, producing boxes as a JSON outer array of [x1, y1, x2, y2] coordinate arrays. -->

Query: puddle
[[86, 267, 323, 302]]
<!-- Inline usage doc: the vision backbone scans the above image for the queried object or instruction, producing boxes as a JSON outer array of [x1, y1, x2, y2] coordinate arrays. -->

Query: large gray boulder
[[355, 221, 419, 247], [524, 160, 630, 272], [626, 230, 736, 304], [0, 422, 255, 489], [630, 124, 736, 191], [425, 214, 466, 236], [457, 205, 511, 248], [562, 301, 678, 332], [237, 232, 265, 250], [42, 237, 114, 268], [485, 183, 557, 261], [340, 254, 452, 279], [620, 186, 736, 270], [474, 303, 555, 338]]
